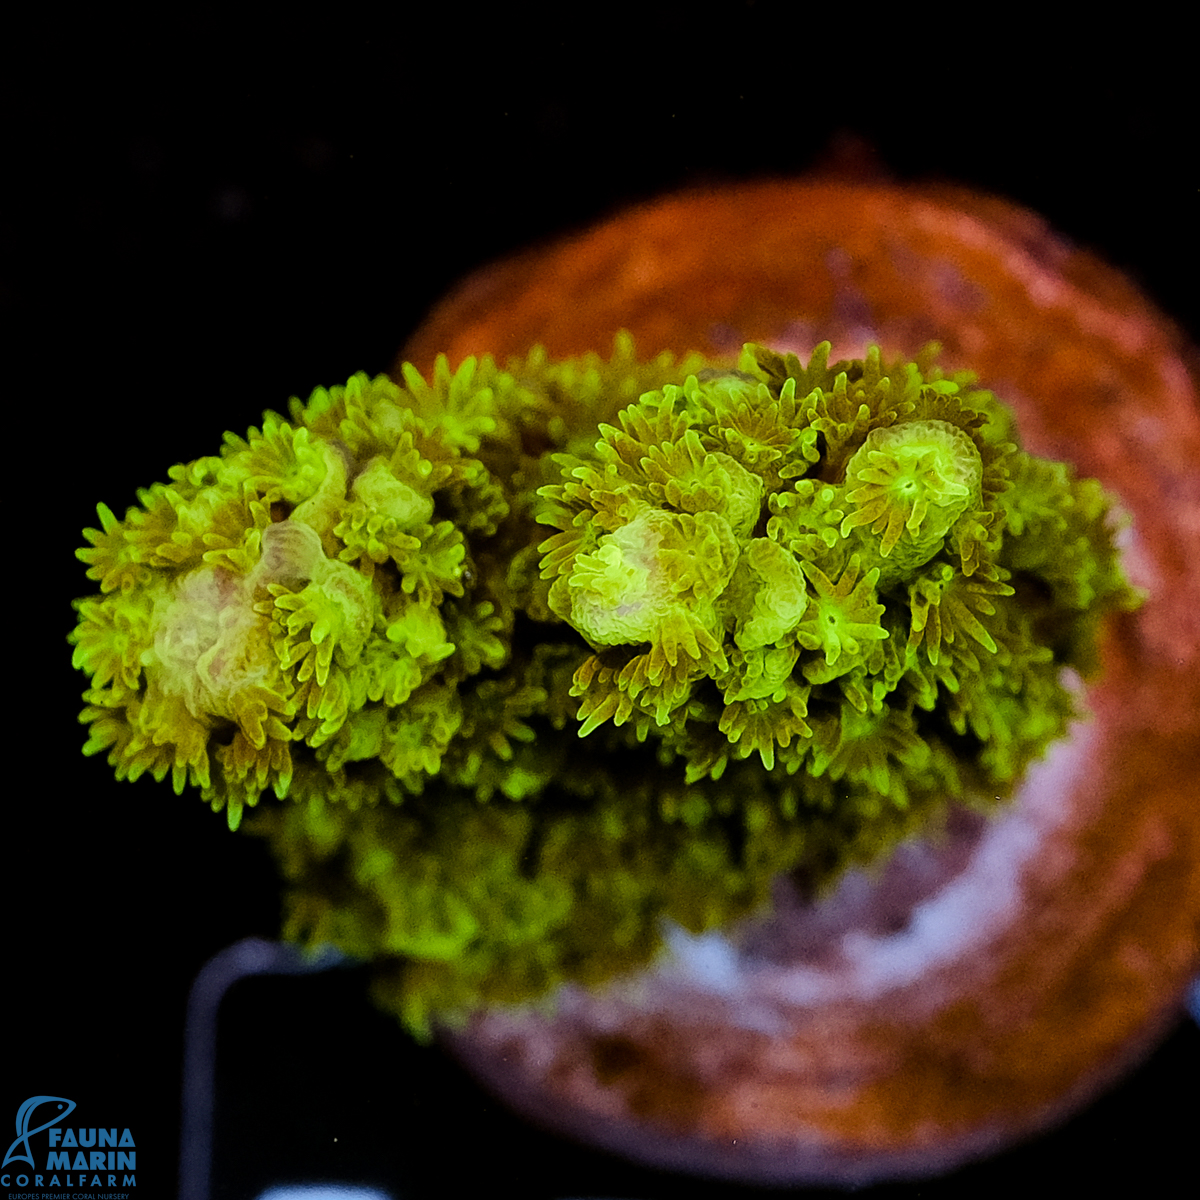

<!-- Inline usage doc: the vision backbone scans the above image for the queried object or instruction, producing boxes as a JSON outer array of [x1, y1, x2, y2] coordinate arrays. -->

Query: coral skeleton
[[70, 338, 1139, 1035]]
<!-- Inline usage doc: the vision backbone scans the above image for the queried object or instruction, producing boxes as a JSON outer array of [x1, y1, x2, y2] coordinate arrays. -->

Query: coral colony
[[71, 339, 1138, 1036]]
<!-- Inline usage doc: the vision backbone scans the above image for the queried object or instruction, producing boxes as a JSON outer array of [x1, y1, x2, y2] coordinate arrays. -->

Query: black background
[[8, 5, 1197, 1198]]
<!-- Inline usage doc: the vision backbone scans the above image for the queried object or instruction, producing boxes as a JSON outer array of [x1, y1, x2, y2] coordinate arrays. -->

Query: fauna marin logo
[[1, 1096, 136, 1193]]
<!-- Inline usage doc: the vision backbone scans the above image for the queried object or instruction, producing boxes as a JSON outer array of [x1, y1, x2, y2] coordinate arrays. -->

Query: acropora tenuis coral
[[70, 336, 1138, 1036]]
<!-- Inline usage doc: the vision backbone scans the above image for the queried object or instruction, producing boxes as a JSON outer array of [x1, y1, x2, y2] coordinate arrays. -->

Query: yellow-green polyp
[[72, 335, 1139, 1046]]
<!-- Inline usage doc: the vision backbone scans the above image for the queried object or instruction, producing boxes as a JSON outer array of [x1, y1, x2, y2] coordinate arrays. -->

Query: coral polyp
[[70, 337, 1139, 1035]]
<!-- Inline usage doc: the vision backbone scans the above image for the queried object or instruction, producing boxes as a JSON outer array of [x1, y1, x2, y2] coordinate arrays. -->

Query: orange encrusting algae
[[413, 178, 1200, 1184]]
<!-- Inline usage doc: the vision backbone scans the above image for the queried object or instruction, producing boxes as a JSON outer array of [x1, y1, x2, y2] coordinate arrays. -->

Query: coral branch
[[70, 339, 1139, 1031]]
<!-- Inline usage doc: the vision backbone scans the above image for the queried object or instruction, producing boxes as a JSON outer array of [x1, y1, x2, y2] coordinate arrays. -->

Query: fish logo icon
[[2, 1096, 76, 1169]]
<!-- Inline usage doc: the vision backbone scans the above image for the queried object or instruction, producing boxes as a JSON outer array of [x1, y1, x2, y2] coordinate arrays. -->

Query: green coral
[[70, 337, 1140, 1037]]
